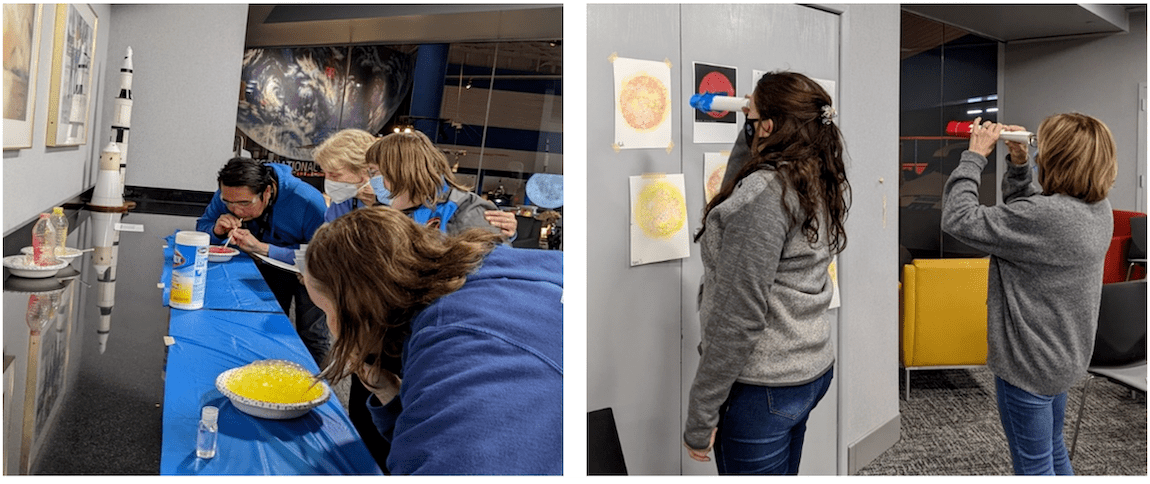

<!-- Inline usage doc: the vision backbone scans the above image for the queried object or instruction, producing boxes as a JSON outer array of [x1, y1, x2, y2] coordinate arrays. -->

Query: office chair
[[587, 408, 628, 475], [511, 215, 543, 249], [1127, 216, 1146, 280], [1069, 279, 1147, 460]]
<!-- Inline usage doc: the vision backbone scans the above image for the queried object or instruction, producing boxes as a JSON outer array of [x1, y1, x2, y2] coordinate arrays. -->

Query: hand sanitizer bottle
[[196, 406, 218, 459]]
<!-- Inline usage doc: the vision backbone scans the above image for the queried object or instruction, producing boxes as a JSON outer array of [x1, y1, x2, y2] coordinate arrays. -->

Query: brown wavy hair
[[1035, 113, 1117, 204], [365, 131, 470, 209], [306, 206, 501, 384], [696, 71, 851, 254]]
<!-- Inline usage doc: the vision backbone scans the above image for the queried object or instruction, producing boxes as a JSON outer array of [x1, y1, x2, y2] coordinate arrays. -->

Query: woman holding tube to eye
[[683, 71, 851, 474], [942, 114, 1117, 475]]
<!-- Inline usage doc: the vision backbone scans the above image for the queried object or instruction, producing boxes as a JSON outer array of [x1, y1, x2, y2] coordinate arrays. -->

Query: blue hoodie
[[367, 245, 563, 474], [197, 162, 326, 264]]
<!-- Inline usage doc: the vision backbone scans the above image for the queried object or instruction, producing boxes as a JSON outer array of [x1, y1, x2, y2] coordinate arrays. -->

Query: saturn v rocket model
[[89, 47, 133, 354]]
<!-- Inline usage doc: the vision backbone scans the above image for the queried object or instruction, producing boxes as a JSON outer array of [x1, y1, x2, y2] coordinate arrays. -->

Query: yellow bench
[[900, 258, 989, 399]]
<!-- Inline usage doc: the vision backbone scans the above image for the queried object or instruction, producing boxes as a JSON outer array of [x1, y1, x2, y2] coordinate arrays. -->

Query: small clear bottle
[[196, 406, 218, 459], [50, 207, 68, 255], [31, 213, 59, 266]]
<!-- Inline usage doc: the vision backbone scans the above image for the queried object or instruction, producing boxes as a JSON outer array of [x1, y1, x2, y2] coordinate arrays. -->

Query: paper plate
[[4, 255, 68, 279], [208, 246, 240, 262]]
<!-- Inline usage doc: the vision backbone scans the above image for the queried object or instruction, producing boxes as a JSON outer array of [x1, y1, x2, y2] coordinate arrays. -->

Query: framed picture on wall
[[3, 4, 44, 150], [45, 3, 97, 147]]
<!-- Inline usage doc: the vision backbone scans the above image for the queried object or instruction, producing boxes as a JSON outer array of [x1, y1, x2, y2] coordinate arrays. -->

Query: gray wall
[[587, 3, 900, 475], [3, 4, 247, 235], [1001, 10, 1148, 213], [586, 5, 683, 473], [3, 4, 112, 235], [835, 4, 902, 473]]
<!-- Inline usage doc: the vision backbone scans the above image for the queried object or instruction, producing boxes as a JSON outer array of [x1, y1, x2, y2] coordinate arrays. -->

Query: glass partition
[[900, 11, 998, 260]]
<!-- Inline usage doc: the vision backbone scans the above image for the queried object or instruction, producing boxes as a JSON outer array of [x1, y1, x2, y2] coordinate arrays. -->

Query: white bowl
[[208, 246, 240, 262], [215, 359, 330, 419], [20, 246, 83, 263], [3, 255, 68, 279]]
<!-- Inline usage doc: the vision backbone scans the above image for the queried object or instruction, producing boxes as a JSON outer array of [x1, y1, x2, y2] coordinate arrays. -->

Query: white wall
[[3, 4, 247, 235], [1001, 10, 1147, 212], [3, 4, 112, 235]]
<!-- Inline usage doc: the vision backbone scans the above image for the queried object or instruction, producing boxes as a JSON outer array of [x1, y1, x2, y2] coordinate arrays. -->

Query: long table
[[158, 232, 381, 475]]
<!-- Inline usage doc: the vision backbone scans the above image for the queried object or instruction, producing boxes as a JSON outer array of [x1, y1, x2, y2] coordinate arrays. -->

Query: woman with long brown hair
[[302, 207, 563, 474], [683, 71, 850, 474]]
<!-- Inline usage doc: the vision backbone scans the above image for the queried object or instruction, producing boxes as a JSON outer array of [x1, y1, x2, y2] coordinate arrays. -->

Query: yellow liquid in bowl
[[223, 362, 324, 404]]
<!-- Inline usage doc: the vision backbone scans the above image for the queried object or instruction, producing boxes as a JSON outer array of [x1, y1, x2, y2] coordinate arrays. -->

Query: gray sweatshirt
[[942, 150, 1111, 396], [684, 168, 835, 450]]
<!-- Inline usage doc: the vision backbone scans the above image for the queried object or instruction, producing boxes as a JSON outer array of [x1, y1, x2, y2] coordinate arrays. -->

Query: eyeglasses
[[223, 194, 261, 208]]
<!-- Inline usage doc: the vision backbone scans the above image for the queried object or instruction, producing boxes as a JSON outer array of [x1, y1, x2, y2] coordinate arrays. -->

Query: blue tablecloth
[[160, 309, 381, 475], [159, 233, 282, 313]]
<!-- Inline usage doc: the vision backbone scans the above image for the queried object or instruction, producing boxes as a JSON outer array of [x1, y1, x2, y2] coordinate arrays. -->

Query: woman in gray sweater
[[683, 71, 850, 474], [942, 114, 1117, 475]]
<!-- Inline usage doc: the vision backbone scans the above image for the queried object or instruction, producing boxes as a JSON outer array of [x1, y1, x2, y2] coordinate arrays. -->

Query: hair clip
[[821, 105, 837, 125]]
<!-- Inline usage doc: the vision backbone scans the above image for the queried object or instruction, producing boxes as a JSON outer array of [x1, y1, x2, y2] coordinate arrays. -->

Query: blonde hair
[[306, 206, 501, 384], [1035, 113, 1117, 204], [313, 129, 376, 174], [365, 131, 469, 209]]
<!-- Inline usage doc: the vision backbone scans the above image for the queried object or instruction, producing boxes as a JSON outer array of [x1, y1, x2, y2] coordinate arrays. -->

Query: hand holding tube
[[968, 117, 1003, 158], [1002, 124, 1030, 165]]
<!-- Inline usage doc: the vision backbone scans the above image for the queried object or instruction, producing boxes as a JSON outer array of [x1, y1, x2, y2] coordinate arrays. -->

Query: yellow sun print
[[635, 180, 687, 239]]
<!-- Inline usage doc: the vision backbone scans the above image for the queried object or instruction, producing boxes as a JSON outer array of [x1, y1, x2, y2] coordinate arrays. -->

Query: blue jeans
[[714, 368, 833, 475], [995, 376, 1074, 475]]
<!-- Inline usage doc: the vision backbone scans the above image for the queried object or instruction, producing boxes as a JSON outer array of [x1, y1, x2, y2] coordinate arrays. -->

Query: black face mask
[[744, 118, 758, 148]]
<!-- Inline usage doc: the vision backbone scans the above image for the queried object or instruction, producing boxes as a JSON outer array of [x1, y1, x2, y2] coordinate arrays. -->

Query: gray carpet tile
[[858, 367, 1147, 476]]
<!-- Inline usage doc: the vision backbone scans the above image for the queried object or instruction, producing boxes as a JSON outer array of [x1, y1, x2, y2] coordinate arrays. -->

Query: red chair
[[1104, 210, 1146, 283]]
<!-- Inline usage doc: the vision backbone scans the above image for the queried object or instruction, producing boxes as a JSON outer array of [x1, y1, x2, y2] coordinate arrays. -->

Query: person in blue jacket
[[311, 128, 522, 469], [196, 157, 329, 366], [302, 207, 563, 475], [312, 128, 519, 236], [365, 130, 510, 236]]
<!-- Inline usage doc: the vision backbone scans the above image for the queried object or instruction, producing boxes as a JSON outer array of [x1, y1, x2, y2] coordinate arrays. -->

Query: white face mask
[[324, 179, 366, 204]]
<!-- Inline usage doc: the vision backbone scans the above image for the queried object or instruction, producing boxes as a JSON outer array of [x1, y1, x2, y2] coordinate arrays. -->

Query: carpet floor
[[857, 367, 1146, 476]]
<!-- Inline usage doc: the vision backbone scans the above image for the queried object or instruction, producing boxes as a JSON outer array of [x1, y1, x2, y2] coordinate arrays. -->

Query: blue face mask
[[369, 175, 392, 205]]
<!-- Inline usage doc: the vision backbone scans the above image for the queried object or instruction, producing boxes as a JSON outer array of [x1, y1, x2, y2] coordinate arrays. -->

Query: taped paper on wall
[[693, 62, 738, 144], [613, 56, 673, 150], [630, 173, 690, 266], [704, 152, 728, 203]]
